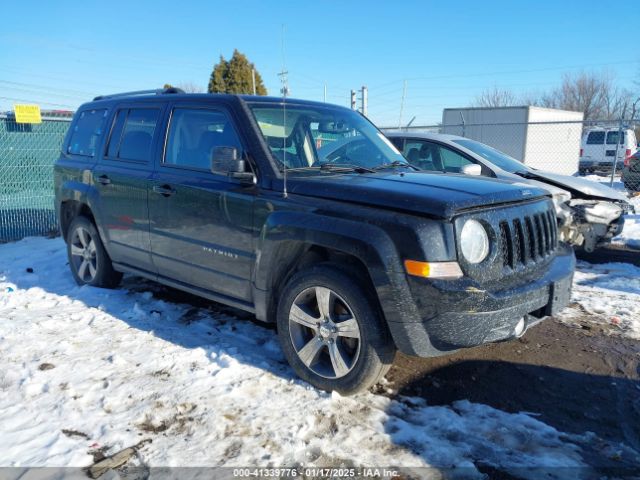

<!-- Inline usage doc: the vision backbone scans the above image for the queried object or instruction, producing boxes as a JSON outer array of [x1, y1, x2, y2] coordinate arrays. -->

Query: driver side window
[[164, 108, 243, 171]]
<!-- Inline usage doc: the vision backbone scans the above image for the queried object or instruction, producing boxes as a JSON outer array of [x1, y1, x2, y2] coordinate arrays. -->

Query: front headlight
[[460, 219, 490, 264]]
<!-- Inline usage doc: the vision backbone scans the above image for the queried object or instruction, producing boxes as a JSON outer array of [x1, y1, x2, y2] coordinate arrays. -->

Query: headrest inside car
[[266, 135, 292, 148]]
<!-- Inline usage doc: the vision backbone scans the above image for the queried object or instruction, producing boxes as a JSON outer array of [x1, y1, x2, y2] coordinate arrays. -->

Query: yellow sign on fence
[[14, 104, 42, 124]]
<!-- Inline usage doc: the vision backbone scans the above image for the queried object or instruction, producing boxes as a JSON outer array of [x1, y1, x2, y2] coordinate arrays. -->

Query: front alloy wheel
[[277, 264, 395, 394], [289, 286, 361, 379]]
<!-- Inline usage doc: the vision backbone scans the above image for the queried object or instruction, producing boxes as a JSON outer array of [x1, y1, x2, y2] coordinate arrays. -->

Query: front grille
[[499, 209, 557, 269]]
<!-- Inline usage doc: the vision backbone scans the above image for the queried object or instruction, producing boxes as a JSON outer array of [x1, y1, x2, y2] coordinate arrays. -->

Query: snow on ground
[[579, 174, 626, 192], [0, 238, 633, 478], [613, 213, 640, 249], [559, 261, 640, 339]]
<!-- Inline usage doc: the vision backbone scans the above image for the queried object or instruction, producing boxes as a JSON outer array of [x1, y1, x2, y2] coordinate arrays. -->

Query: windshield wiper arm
[[282, 163, 375, 174], [372, 160, 419, 171], [321, 163, 375, 173]]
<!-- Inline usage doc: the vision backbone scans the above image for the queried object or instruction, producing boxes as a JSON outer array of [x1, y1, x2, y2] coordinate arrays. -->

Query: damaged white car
[[386, 132, 634, 252]]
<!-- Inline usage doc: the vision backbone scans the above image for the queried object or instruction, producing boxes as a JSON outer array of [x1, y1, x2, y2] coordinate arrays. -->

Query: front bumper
[[388, 245, 575, 357]]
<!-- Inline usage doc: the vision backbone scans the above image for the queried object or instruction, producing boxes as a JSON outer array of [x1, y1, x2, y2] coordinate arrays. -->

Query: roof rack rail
[[93, 87, 185, 101]]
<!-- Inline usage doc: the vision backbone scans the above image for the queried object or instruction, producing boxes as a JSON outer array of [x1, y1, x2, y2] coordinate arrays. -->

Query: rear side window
[[586, 131, 605, 145], [606, 131, 625, 145], [164, 108, 243, 170], [67, 109, 108, 157], [106, 108, 160, 162]]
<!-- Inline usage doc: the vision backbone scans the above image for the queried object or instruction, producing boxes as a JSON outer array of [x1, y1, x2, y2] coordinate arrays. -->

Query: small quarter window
[[106, 108, 159, 162], [67, 109, 107, 157]]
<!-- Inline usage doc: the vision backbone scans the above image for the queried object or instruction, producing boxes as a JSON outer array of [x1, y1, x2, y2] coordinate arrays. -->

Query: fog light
[[514, 317, 526, 337]]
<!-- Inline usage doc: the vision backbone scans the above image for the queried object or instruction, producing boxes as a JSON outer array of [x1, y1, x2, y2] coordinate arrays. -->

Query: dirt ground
[[385, 316, 640, 475], [133, 278, 640, 475]]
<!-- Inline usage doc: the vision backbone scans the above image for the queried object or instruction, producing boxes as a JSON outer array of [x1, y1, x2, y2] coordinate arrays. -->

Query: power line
[[0, 79, 97, 97], [368, 59, 639, 89], [0, 96, 76, 109], [0, 85, 88, 101]]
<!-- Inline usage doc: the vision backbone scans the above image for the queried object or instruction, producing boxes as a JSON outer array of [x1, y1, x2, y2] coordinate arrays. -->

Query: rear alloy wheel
[[277, 264, 395, 394], [66, 216, 122, 288], [70, 226, 98, 283]]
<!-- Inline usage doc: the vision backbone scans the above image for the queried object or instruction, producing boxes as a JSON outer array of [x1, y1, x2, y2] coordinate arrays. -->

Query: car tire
[[276, 263, 396, 395], [66, 216, 123, 288]]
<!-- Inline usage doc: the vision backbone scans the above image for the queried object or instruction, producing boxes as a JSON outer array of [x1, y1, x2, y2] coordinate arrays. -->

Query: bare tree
[[539, 72, 608, 119], [602, 86, 634, 120], [534, 71, 633, 120], [471, 86, 518, 107], [177, 82, 205, 93]]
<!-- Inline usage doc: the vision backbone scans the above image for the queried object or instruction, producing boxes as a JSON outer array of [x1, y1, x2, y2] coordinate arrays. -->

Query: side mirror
[[461, 164, 482, 176], [211, 146, 256, 184]]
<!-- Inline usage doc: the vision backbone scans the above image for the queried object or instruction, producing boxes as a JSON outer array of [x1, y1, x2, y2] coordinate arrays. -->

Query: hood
[[521, 170, 628, 202], [286, 171, 549, 218], [492, 169, 569, 197]]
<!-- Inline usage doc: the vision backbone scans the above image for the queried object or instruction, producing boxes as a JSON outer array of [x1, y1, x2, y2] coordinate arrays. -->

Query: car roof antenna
[[278, 24, 289, 198]]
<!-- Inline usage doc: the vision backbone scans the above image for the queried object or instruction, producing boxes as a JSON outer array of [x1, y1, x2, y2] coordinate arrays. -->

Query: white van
[[579, 127, 637, 174]]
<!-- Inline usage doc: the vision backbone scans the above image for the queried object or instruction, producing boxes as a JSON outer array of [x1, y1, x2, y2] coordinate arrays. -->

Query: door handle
[[153, 184, 176, 197], [97, 175, 111, 186]]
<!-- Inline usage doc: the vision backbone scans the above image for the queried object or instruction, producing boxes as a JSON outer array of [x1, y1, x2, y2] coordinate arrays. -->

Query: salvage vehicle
[[55, 89, 575, 394], [386, 132, 633, 252]]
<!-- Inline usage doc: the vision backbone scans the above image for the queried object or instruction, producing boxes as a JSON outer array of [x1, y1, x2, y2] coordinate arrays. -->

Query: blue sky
[[1, 0, 638, 125]]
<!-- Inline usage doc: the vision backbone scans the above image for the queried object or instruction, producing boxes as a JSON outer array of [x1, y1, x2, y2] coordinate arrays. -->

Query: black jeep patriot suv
[[54, 89, 575, 394]]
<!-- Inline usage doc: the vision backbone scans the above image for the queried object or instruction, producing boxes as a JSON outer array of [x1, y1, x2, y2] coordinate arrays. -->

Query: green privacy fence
[[0, 115, 71, 242]]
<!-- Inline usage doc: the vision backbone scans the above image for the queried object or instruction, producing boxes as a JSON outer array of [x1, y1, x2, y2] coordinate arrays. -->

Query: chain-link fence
[[0, 115, 71, 242], [382, 118, 640, 193], [1, 111, 638, 243]]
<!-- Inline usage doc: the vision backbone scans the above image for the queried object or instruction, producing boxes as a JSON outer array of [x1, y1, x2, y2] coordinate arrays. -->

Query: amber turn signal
[[404, 260, 463, 279]]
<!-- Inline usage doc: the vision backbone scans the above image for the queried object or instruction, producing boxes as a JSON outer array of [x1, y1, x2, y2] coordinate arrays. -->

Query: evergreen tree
[[207, 50, 267, 95], [208, 55, 228, 93]]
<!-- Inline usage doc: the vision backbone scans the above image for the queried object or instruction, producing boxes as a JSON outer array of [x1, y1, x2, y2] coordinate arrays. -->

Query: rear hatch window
[[586, 131, 605, 144], [606, 131, 625, 145]]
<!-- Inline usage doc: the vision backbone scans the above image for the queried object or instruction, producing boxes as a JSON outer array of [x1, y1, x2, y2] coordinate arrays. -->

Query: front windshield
[[453, 138, 530, 174], [249, 103, 407, 172]]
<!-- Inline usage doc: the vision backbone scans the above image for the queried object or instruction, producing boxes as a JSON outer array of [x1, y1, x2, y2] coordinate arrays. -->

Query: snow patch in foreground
[[0, 237, 614, 477], [612, 213, 640, 249], [558, 261, 640, 339]]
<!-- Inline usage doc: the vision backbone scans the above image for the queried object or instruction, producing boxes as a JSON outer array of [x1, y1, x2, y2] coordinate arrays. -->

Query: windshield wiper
[[282, 163, 375, 174], [372, 160, 419, 171], [322, 163, 375, 173]]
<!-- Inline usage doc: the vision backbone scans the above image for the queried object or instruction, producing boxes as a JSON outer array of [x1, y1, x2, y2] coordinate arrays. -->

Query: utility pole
[[323, 84, 327, 103], [350, 89, 357, 110], [361, 85, 368, 116], [398, 80, 407, 128], [251, 68, 257, 95]]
